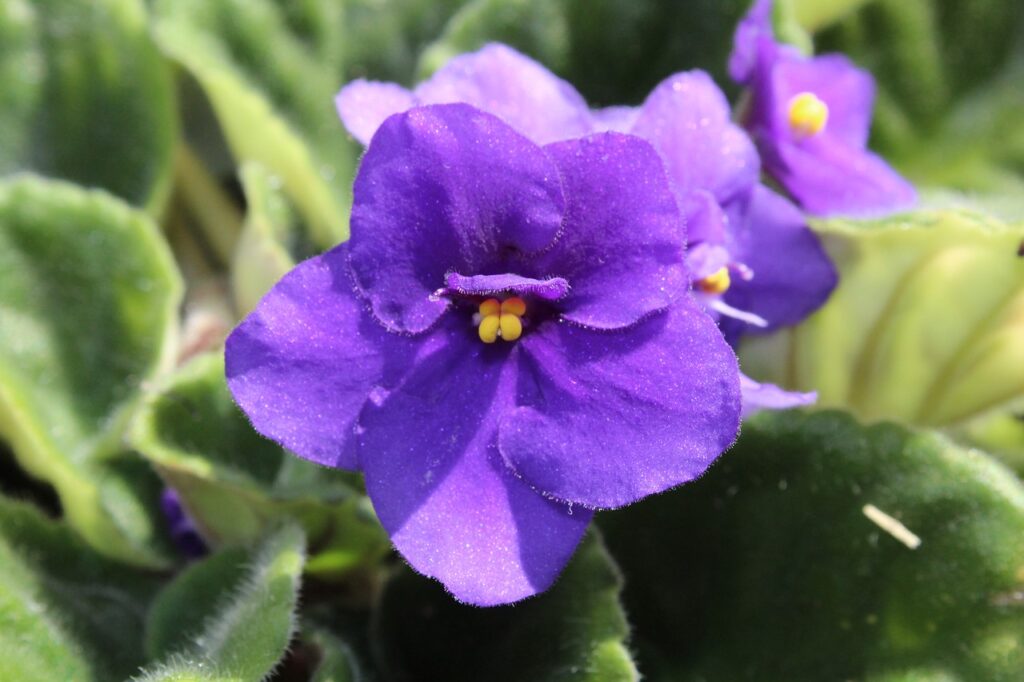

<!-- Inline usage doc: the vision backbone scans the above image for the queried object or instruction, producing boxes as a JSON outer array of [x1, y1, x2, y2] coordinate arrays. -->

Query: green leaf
[[417, 0, 753, 105], [230, 162, 309, 317], [136, 524, 306, 682], [600, 410, 1024, 681], [0, 175, 182, 566], [153, 0, 356, 248], [739, 209, 1024, 427], [0, 495, 164, 681], [343, 0, 466, 84], [372, 530, 638, 681], [0, 0, 176, 212], [306, 629, 363, 682], [130, 352, 390, 577]]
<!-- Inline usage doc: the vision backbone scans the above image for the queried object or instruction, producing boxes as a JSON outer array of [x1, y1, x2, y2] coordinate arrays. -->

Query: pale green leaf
[[135, 524, 306, 682], [740, 209, 1024, 427], [0, 495, 164, 681], [0, 0, 176, 212], [0, 175, 182, 565]]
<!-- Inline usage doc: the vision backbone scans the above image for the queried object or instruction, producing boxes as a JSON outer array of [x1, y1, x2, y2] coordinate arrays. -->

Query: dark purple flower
[[226, 104, 741, 605], [729, 0, 916, 216], [160, 488, 207, 559]]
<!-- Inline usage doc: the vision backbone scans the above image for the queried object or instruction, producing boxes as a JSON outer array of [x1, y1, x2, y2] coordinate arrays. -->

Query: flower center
[[476, 297, 526, 343], [787, 92, 828, 138], [696, 266, 731, 295]]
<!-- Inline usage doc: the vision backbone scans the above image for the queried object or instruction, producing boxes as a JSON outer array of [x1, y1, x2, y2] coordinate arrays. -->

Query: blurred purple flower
[[729, 0, 916, 216], [226, 104, 741, 605], [160, 488, 207, 559]]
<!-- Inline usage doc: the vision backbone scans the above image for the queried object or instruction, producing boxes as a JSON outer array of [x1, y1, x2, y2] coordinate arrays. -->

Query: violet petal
[[415, 43, 592, 145], [335, 79, 416, 146], [537, 133, 688, 330], [631, 71, 760, 209], [500, 302, 741, 509], [348, 104, 566, 334], [225, 244, 399, 469], [359, 325, 591, 606], [724, 185, 838, 333]]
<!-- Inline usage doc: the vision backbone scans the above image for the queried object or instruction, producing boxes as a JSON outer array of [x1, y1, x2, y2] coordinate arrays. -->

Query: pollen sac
[[787, 92, 828, 138], [477, 297, 527, 343], [697, 266, 731, 295]]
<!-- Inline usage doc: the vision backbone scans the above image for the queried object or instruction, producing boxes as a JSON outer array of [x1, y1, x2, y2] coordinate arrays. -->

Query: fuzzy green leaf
[[740, 209, 1024, 427], [600, 410, 1024, 681], [135, 524, 306, 682], [372, 530, 638, 682], [0, 495, 164, 681], [153, 0, 356, 248], [130, 352, 390, 578], [0, 175, 182, 566], [0, 0, 176, 212]]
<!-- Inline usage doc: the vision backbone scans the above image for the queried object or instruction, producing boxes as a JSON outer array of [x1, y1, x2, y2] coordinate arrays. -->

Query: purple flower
[[729, 0, 916, 216], [160, 488, 207, 559], [226, 104, 741, 605], [335, 44, 832, 415]]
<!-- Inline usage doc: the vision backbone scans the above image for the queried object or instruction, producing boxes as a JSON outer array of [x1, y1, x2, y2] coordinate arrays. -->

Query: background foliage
[[0, 0, 1022, 680]]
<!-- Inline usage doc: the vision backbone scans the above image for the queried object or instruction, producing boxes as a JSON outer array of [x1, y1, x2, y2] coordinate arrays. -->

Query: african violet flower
[[337, 43, 833, 360], [729, 0, 916, 216], [226, 103, 741, 605]]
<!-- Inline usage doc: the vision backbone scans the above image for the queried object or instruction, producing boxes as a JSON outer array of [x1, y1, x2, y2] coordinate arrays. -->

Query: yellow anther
[[501, 296, 527, 316], [787, 92, 829, 138], [697, 266, 731, 295], [479, 298, 501, 317], [499, 313, 523, 342], [478, 314, 500, 343]]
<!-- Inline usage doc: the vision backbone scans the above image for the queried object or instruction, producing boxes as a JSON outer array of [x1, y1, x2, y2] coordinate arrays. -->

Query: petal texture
[[724, 186, 838, 331], [537, 133, 688, 330], [415, 43, 592, 145], [349, 104, 565, 334], [335, 80, 415, 146], [359, 326, 591, 605], [225, 244, 398, 469], [767, 134, 917, 217], [740, 374, 816, 417], [631, 71, 760, 208], [500, 302, 741, 509]]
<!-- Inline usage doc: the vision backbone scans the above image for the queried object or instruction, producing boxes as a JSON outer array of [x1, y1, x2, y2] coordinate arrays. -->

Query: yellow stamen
[[501, 297, 526, 316], [479, 298, 501, 318], [787, 92, 828, 138], [499, 313, 523, 341], [697, 266, 731, 295], [478, 314, 500, 343]]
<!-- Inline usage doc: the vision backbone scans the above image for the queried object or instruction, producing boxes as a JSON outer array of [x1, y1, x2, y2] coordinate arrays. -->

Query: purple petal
[[768, 53, 875, 148], [590, 105, 640, 133], [358, 326, 591, 605], [723, 185, 837, 332], [535, 133, 688, 330], [499, 302, 741, 509], [443, 272, 569, 300], [686, 242, 732, 280], [631, 71, 760, 209], [226, 244, 399, 469], [348, 104, 565, 334], [683, 189, 729, 247], [740, 374, 816, 417], [729, 0, 775, 84], [766, 133, 917, 217], [415, 43, 592, 145], [335, 80, 416, 146]]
